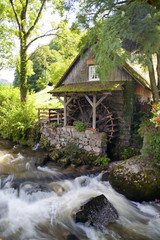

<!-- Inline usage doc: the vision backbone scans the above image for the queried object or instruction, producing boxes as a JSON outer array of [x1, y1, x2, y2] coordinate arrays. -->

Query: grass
[[33, 86, 62, 108]]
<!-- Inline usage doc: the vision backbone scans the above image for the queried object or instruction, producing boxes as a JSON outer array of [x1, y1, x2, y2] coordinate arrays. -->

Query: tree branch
[[21, 0, 29, 34], [26, 30, 59, 50], [9, 0, 21, 34], [21, 0, 29, 21], [26, 0, 47, 38]]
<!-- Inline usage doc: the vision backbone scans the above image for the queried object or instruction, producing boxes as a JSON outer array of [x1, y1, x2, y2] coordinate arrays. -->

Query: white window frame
[[89, 65, 99, 81]]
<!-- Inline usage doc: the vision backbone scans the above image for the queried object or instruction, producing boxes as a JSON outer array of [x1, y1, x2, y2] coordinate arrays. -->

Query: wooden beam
[[64, 96, 67, 126], [57, 96, 74, 126], [57, 96, 64, 105], [96, 95, 108, 108], [85, 95, 93, 107], [93, 94, 96, 129]]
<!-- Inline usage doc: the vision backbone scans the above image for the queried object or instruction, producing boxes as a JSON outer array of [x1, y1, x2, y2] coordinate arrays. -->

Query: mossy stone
[[109, 156, 160, 202]]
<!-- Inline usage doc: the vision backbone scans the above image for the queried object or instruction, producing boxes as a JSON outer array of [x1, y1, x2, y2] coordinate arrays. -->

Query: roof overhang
[[49, 81, 124, 97]]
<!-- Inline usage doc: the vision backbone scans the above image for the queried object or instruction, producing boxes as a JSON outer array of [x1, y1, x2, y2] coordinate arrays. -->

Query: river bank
[[0, 137, 160, 239]]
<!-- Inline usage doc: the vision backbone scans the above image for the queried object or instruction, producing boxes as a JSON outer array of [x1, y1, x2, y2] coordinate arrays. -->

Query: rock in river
[[75, 194, 118, 229], [109, 156, 160, 202]]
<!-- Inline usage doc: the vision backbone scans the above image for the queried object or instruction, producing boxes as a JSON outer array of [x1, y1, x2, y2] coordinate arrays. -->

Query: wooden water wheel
[[67, 97, 118, 142], [96, 103, 118, 142]]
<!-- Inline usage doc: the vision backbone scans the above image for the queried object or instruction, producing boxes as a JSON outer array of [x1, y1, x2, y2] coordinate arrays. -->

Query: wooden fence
[[38, 108, 64, 123]]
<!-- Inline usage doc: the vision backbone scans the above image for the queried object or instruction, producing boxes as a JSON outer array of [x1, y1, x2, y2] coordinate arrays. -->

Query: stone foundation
[[40, 123, 107, 155]]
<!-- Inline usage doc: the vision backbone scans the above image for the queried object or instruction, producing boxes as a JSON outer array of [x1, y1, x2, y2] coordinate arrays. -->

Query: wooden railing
[[38, 108, 64, 123]]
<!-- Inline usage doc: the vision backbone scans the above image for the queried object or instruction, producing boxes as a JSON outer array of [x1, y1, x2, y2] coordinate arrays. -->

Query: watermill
[[67, 96, 118, 142]]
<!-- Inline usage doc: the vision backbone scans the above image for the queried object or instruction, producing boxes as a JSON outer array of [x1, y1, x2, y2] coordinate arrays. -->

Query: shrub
[[138, 103, 160, 164], [120, 147, 137, 160], [151, 102, 160, 127], [94, 155, 110, 167], [0, 85, 37, 146], [140, 130, 160, 164], [61, 142, 83, 163], [73, 121, 88, 132]]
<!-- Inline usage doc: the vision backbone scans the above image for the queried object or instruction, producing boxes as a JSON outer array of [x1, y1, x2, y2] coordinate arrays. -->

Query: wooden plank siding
[[135, 82, 152, 98], [63, 48, 133, 85]]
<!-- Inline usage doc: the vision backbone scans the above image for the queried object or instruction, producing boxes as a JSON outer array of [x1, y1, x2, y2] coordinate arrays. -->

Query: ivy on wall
[[123, 80, 135, 118]]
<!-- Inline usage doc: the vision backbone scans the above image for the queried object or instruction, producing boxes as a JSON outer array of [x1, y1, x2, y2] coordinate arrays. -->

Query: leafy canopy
[[73, 0, 160, 100]]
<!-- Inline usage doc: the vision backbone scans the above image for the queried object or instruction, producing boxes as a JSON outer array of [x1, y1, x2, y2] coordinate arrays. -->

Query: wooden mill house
[[40, 48, 151, 156]]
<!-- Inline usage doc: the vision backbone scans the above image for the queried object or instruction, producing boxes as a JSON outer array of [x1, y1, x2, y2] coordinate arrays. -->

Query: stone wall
[[40, 123, 107, 155]]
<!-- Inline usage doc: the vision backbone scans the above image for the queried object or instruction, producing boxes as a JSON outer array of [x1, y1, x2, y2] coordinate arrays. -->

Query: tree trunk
[[149, 58, 159, 103], [20, 36, 27, 102]]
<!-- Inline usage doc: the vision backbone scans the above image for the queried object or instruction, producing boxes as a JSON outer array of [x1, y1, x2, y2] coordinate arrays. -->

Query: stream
[[0, 137, 160, 240]]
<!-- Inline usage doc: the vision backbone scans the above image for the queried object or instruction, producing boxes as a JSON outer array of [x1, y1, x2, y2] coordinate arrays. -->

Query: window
[[89, 65, 99, 81]]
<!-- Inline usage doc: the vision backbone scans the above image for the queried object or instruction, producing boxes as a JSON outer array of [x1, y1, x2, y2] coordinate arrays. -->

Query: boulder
[[75, 194, 118, 229], [109, 156, 160, 202], [21, 183, 51, 195], [66, 234, 79, 240]]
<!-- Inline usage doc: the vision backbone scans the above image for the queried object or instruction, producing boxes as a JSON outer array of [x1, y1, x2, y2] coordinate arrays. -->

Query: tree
[[13, 21, 82, 91], [75, 0, 160, 102], [49, 21, 82, 85], [2, 0, 63, 102]]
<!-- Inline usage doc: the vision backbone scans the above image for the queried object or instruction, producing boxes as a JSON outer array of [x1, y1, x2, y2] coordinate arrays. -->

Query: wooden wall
[[135, 82, 152, 98], [64, 48, 133, 85]]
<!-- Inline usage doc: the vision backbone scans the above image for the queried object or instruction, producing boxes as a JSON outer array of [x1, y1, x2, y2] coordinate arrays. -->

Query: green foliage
[[123, 80, 135, 117], [75, 0, 160, 100], [40, 137, 50, 150], [94, 155, 110, 167], [150, 102, 160, 127], [73, 121, 88, 132], [120, 147, 137, 160], [49, 122, 63, 129], [60, 141, 97, 165], [138, 111, 154, 137], [61, 142, 83, 164], [110, 144, 138, 161], [0, 3, 14, 69], [13, 22, 83, 92], [0, 85, 37, 146], [141, 130, 160, 164]]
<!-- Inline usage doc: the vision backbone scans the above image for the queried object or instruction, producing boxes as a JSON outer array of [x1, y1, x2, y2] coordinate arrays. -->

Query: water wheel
[[96, 103, 118, 142], [67, 98, 118, 142]]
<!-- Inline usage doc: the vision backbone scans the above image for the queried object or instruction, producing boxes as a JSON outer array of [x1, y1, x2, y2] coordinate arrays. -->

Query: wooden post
[[64, 96, 67, 126], [38, 108, 40, 121], [57, 112, 60, 124], [93, 94, 96, 129], [56, 96, 74, 126], [85, 93, 109, 130]]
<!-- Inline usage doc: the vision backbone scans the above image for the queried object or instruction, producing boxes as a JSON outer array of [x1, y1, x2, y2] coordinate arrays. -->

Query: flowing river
[[0, 137, 160, 240]]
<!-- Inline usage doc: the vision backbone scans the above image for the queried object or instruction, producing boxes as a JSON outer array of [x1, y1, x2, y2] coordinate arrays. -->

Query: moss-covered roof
[[123, 63, 150, 89], [50, 81, 123, 96]]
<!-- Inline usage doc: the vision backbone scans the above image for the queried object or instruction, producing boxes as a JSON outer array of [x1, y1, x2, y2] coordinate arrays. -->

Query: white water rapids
[[0, 139, 159, 240]]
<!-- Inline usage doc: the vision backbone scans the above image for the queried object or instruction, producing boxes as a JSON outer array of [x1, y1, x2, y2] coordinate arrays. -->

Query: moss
[[123, 63, 150, 89], [109, 156, 160, 202], [50, 81, 123, 95]]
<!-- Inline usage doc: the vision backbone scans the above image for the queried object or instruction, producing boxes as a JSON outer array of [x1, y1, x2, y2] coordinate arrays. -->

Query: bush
[[0, 85, 37, 146], [61, 142, 83, 163], [151, 102, 160, 127], [141, 130, 160, 164], [94, 155, 110, 167], [73, 121, 88, 132], [138, 104, 160, 164], [59, 142, 97, 166]]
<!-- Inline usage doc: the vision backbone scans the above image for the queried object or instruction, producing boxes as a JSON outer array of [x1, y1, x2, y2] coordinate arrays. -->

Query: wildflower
[[156, 118, 160, 123], [152, 108, 156, 111], [153, 103, 156, 106]]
